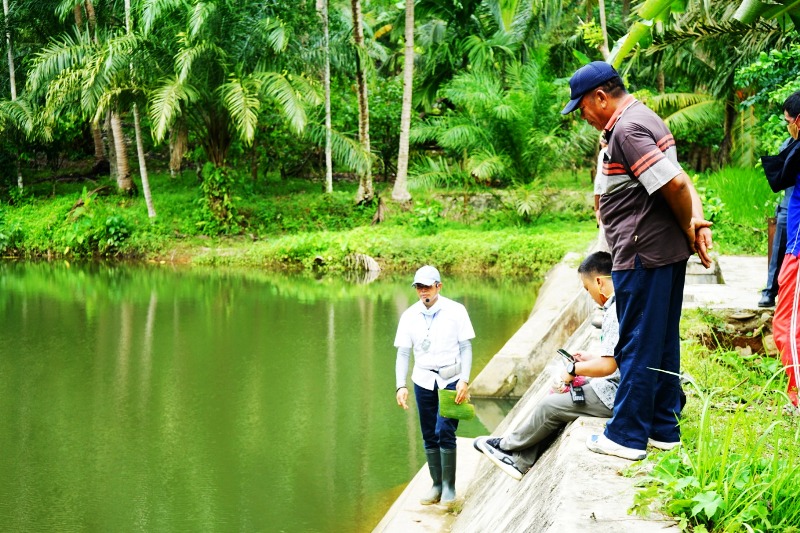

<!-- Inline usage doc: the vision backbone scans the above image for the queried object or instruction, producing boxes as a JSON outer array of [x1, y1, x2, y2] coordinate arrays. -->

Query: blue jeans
[[606, 256, 686, 449], [764, 205, 788, 299], [414, 380, 459, 451]]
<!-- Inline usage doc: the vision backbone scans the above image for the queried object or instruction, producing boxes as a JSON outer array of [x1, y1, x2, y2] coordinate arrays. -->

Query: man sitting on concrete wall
[[473, 252, 681, 480]]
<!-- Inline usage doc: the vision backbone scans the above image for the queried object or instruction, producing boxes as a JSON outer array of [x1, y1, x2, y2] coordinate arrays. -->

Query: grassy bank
[[0, 169, 599, 275], [629, 309, 800, 531], [0, 165, 775, 275]]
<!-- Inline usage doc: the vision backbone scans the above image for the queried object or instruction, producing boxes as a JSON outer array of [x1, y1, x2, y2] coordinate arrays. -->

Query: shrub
[[196, 163, 243, 235]]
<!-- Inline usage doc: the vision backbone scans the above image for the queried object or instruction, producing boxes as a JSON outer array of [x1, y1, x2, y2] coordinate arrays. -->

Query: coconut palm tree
[[124, 0, 154, 217], [351, 0, 374, 204], [143, 0, 318, 168], [392, 0, 413, 203], [317, 0, 333, 194]]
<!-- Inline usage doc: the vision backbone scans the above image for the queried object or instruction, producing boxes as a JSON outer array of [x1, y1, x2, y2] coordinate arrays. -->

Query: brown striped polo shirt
[[597, 99, 692, 271]]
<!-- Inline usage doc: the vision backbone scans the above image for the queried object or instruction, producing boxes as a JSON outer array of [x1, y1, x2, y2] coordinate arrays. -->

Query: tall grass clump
[[698, 167, 776, 255], [632, 345, 800, 532]]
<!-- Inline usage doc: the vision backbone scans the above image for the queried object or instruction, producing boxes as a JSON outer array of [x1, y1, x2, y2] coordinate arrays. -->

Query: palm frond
[[409, 119, 447, 144], [257, 17, 287, 54], [55, 0, 81, 22], [467, 149, 509, 182], [663, 99, 724, 136], [254, 71, 307, 134], [408, 155, 461, 190], [305, 123, 370, 174], [438, 122, 491, 152], [43, 68, 86, 118], [0, 98, 34, 135], [28, 30, 91, 94], [442, 70, 503, 112], [80, 32, 142, 110], [218, 76, 261, 144], [286, 74, 322, 107], [492, 103, 518, 121], [189, 1, 217, 39], [639, 92, 714, 114], [149, 76, 195, 142], [141, 0, 184, 35], [461, 32, 518, 72], [175, 37, 226, 82]]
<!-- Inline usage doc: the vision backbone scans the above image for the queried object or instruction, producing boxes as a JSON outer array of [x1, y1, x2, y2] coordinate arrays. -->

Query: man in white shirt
[[395, 265, 475, 507]]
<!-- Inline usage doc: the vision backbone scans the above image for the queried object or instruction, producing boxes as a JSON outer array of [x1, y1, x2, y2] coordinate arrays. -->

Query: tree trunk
[[392, 0, 414, 203], [73, 4, 83, 30], [3, 0, 16, 101], [84, 0, 96, 33], [79, 2, 108, 172], [3, 0, 21, 190], [125, 0, 155, 216], [169, 119, 188, 177], [718, 99, 736, 167], [597, 0, 609, 59], [91, 121, 108, 171], [110, 112, 133, 192], [105, 111, 117, 182], [203, 109, 231, 167], [351, 0, 373, 204], [317, 0, 333, 194], [133, 105, 156, 217]]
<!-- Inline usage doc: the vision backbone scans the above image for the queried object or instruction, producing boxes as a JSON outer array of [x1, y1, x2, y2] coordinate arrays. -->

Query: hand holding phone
[[557, 349, 575, 363]]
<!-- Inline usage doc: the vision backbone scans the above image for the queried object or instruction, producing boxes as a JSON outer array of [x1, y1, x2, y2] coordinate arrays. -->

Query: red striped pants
[[773, 254, 800, 405]]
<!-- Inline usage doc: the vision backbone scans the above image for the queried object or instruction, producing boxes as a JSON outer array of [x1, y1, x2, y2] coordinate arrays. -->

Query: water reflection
[[0, 262, 537, 532]]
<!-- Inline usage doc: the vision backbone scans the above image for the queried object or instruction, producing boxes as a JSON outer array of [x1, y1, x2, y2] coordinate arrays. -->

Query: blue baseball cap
[[561, 61, 619, 115], [412, 265, 441, 287]]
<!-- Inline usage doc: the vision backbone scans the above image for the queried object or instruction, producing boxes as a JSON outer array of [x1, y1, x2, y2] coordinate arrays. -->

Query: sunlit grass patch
[[697, 167, 775, 255]]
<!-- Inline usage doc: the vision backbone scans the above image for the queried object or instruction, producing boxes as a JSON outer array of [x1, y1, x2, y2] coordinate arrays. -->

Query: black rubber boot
[[440, 447, 457, 506], [419, 448, 442, 505]]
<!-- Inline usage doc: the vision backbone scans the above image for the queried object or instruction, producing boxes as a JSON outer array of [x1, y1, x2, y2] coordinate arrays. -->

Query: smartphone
[[557, 349, 575, 363]]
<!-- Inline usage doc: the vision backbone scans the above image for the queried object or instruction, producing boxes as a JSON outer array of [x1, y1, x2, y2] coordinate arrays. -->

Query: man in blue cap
[[394, 265, 475, 507], [562, 62, 713, 460]]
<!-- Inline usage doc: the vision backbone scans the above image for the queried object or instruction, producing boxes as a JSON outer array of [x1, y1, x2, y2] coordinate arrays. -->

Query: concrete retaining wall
[[470, 253, 594, 398]]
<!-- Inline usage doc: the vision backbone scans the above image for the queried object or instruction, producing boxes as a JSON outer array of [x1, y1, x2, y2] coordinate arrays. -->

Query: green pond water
[[0, 262, 538, 532]]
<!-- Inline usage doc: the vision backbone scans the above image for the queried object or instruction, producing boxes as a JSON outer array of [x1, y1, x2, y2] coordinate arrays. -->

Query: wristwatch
[[566, 361, 577, 377]]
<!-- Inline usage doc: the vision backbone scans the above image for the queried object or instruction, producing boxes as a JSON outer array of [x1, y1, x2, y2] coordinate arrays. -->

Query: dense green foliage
[[0, 0, 793, 231], [0, 3, 799, 531]]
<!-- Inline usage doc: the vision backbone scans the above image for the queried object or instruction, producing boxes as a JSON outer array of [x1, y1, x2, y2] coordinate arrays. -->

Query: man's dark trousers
[[763, 205, 788, 301], [414, 380, 458, 450], [606, 256, 686, 450]]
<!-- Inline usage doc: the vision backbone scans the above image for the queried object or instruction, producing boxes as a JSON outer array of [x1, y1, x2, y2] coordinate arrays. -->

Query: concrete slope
[[454, 417, 677, 533], [374, 255, 767, 533]]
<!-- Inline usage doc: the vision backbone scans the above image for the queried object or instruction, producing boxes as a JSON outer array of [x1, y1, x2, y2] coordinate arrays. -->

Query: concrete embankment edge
[[470, 252, 594, 398]]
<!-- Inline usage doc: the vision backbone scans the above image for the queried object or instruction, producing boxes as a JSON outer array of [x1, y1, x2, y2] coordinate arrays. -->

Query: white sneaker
[[648, 438, 681, 450], [586, 433, 646, 461], [475, 436, 525, 480]]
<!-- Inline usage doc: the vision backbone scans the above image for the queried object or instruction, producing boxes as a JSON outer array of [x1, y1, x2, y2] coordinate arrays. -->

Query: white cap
[[412, 265, 441, 287]]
